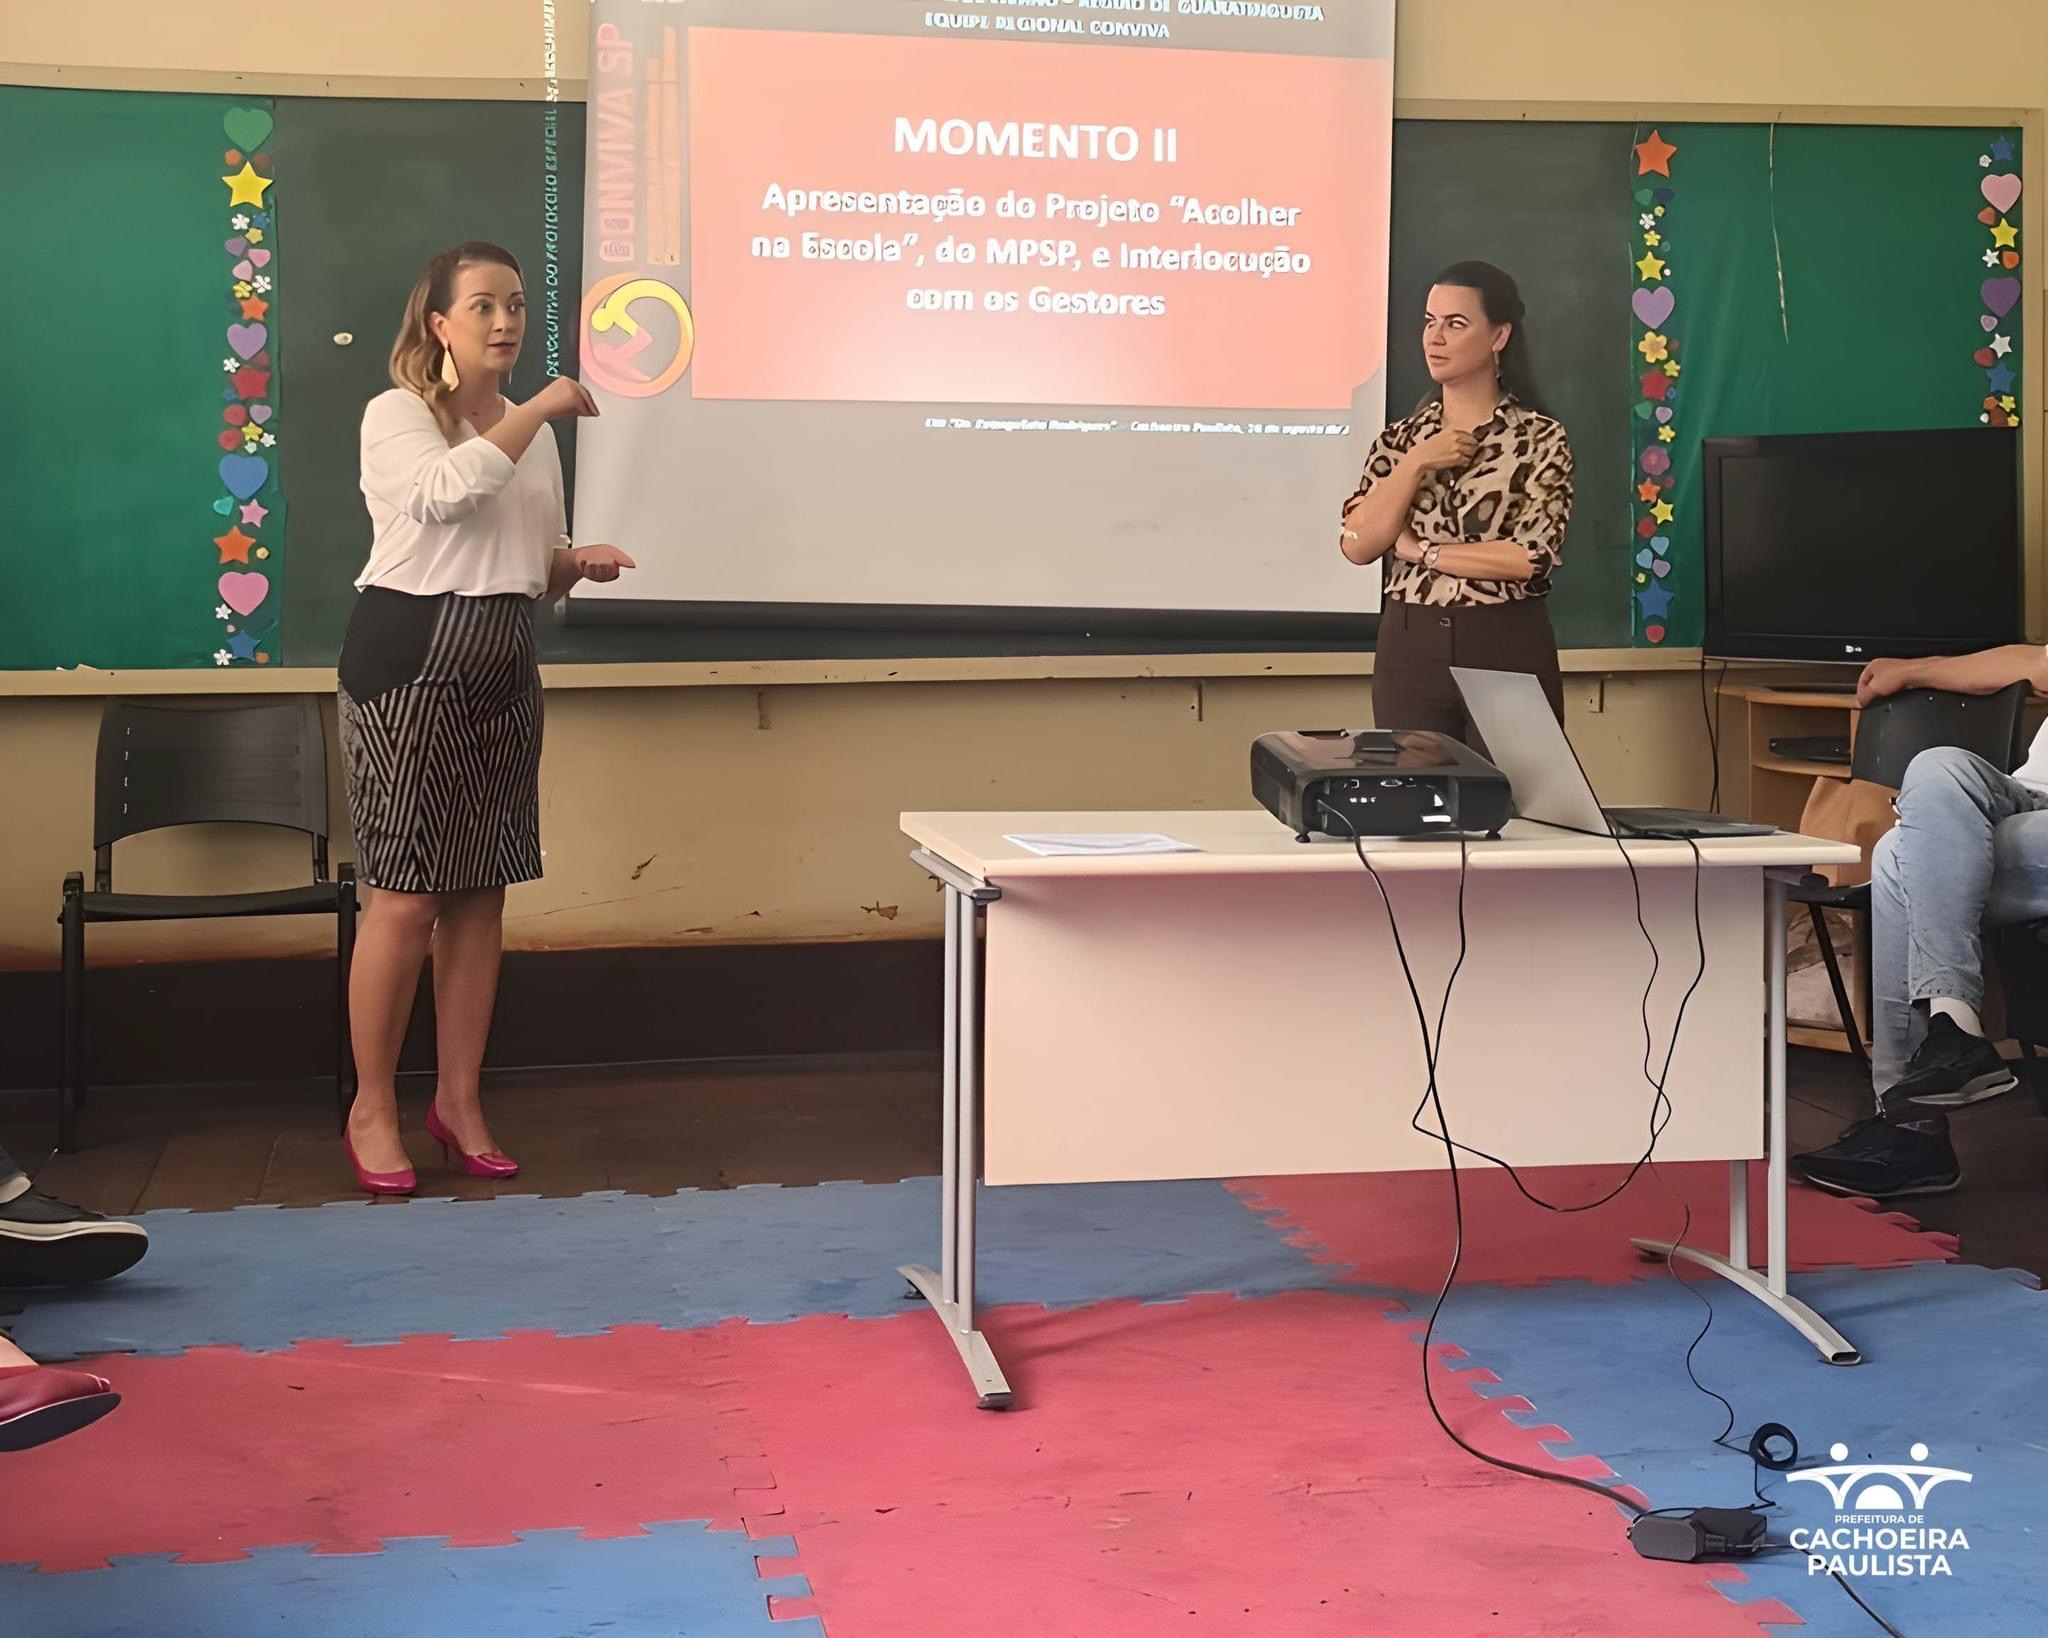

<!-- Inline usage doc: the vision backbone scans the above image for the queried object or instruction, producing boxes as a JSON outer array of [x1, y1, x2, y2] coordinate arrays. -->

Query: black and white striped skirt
[[337, 589, 543, 894]]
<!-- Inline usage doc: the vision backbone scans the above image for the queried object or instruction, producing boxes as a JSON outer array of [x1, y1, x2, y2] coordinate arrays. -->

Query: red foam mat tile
[[719, 1292, 1797, 1634], [1230, 1160, 1955, 1291], [0, 1327, 761, 1573]]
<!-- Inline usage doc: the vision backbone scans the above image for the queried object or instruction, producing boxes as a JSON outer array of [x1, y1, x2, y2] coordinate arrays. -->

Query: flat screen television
[[1702, 428, 2022, 662]]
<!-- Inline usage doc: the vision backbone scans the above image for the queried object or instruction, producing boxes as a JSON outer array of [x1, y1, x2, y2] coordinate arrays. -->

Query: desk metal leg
[[1633, 873, 1862, 1365], [899, 879, 1014, 1408]]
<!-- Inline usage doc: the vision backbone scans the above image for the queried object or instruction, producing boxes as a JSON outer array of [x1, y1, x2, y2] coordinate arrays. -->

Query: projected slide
[[572, 0, 1395, 626]]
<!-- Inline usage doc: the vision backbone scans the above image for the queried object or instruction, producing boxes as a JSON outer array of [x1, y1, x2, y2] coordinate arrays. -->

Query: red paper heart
[[1979, 206, 1999, 226], [1645, 623, 1667, 644], [1976, 348, 1997, 366], [217, 430, 243, 451], [2003, 250, 2021, 269], [223, 404, 249, 426]]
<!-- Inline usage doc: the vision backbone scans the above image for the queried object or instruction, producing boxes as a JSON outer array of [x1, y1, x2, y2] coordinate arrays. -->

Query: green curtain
[[0, 87, 280, 670], [1643, 123, 2020, 647]]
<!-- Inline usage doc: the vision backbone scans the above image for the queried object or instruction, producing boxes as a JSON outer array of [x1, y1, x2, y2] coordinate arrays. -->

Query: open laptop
[[1450, 666, 1775, 839]]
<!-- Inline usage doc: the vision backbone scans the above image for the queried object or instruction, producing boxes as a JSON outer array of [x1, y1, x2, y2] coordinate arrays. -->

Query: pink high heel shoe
[[426, 1102, 520, 1179], [344, 1129, 416, 1196]]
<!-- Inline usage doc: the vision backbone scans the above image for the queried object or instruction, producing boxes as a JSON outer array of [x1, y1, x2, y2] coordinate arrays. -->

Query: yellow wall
[[0, 2, 2023, 967]]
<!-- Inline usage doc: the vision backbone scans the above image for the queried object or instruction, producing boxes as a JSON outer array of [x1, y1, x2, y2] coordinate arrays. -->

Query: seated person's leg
[[1793, 746, 2048, 1197], [0, 1143, 151, 1288]]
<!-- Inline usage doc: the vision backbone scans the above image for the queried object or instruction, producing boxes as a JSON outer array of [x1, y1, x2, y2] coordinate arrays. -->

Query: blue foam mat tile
[[0, 1520, 817, 1638], [1393, 1262, 2048, 1636], [5, 1176, 1337, 1358], [645, 1175, 1337, 1325]]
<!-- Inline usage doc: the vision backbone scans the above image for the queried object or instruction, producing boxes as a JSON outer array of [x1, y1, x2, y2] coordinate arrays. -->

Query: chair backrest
[[1849, 682, 2031, 791], [94, 699, 330, 881]]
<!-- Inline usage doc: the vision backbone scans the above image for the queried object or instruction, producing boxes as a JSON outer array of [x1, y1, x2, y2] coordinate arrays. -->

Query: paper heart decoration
[[1633, 188, 1654, 206], [1981, 315, 1999, 332], [1634, 402, 1656, 421], [1976, 347, 1998, 366], [225, 236, 248, 257], [1644, 624, 1667, 644], [217, 431, 241, 451], [224, 404, 249, 427], [2004, 250, 2021, 270], [1636, 548, 1655, 568], [233, 258, 253, 281], [1649, 558, 1671, 578], [250, 404, 273, 424], [223, 107, 274, 151], [248, 248, 271, 269], [1982, 277, 2022, 318], [227, 323, 268, 360], [213, 496, 234, 516], [1979, 206, 1999, 226], [219, 572, 270, 617], [1651, 535, 1671, 554], [219, 453, 268, 499], [1655, 405, 1673, 423], [1983, 173, 2023, 214], [1631, 286, 1676, 328]]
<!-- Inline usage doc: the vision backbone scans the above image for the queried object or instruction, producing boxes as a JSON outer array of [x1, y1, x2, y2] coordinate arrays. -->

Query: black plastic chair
[[1791, 682, 2030, 1073], [57, 699, 357, 1151]]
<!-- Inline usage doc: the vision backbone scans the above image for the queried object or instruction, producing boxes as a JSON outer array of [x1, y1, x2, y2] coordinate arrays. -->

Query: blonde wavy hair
[[389, 241, 524, 437]]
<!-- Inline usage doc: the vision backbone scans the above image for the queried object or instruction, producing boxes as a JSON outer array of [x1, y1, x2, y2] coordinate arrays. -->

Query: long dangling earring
[[440, 343, 460, 391]]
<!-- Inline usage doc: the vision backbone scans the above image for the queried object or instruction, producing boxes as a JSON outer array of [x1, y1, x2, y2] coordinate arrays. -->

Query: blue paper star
[[1987, 363, 2017, 394], [252, 211, 271, 228], [1993, 136, 2016, 163], [1637, 583, 1675, 621], [227, 630, 259, 661]]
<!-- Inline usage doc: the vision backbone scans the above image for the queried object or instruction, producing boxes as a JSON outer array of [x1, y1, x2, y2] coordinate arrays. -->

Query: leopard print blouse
[[1343, 396, 1573, 607]]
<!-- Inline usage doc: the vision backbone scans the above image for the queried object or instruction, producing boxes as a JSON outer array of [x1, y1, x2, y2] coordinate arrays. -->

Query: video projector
[[1250, 729, 1513, 841]]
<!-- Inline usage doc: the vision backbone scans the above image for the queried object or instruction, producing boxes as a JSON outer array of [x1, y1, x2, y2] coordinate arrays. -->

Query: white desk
[[900, 811, 1863, 1407]]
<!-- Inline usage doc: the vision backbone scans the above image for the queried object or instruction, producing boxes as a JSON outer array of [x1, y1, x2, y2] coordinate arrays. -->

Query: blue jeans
[[1870, 747, 2048, 1091]]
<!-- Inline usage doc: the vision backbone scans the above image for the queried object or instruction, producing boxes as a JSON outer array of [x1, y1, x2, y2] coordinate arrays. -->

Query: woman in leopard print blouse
[[1339, 261, 1573, 753]]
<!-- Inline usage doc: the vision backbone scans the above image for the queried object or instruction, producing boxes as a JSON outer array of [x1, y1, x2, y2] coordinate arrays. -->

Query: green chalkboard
[[1386, 122, 1635, 651]]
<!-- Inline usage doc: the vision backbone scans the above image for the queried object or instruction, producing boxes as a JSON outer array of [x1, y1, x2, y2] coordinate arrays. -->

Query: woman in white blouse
[[338, 241, 633, 1194]]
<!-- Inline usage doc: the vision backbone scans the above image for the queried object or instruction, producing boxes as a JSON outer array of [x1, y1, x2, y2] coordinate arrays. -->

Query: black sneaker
[[1790, 1116, 1960, 1198], [0, 1186, 150, 1287], [1888, 1014, 2019, 1110]]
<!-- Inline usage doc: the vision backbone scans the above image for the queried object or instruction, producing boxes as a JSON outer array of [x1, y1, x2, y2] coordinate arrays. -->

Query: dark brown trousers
[[1370, 597, 1565, 758]]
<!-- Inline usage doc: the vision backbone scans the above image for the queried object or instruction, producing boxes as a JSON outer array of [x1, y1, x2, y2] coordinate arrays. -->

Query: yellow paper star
[[1636, 251, 1668, 281], [1992, 217, 2019, 248], [2001, 394, 2018, 411], [223, 162, 272, 207], [1657, 425, 1677, 443], [1644, 230, 1662, 247], [246, 228, 265, 245], [1651, 499, 1676, 524]]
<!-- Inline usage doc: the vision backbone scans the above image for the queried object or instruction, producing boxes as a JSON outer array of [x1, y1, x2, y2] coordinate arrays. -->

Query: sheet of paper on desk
[[1002, 833, 1203, 858]]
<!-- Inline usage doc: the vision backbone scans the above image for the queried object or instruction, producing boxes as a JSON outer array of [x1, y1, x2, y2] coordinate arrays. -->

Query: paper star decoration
[[1987, 363, 2017, 394], [1657, 425, 1676, 443], [1664, 361, 1682, 378], [1635, 250, 1668, 281], [2001, 394, 2018, 412], [1993, 334, 2013, 357], [1984, 250, 2002, 268], [246, 228, 264, 244], [1644, 230, 1663, 247], [260, 433, 276, 448], [213, 649, 233, 667], [1651, 499, 1676, 525], [1634, 129, 1677, 176], [252, 212, 270, 228], [1995, 136, 2017, 163], [231, 366, 271, 399], [222, 162, 273, 207], [214, 527, 255, 564], [240, 500, 269, 527], [1992, 217, 2019, 248], [239, 296, 269, 321], [1638, 480, 1662, 503], [1638, 583, 1675, 620], [215, 604, 232, 621], [227, 631, 260, 661]]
